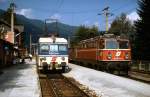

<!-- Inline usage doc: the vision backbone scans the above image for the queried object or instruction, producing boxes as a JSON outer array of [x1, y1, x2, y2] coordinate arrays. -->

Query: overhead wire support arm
[[98, 6, 113, 33], [44, 18, 59, 36]]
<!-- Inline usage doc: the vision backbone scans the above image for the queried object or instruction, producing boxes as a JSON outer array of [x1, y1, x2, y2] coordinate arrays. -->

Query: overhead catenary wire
[[107, 7, 137, 22], [111, 0, 136, 13], [98, 6, 137, 22], [98, 7, 136, 31], [27, 0, 135, 15], [55, 0, 64, 13], [14, 0, 137, 31]]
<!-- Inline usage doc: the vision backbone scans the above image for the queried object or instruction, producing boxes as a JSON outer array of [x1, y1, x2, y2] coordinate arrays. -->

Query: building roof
[[0, 19, 11, 27]]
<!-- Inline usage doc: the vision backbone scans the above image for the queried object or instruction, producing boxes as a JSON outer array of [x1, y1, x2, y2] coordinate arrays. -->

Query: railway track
[[39, 73, 90, 97]]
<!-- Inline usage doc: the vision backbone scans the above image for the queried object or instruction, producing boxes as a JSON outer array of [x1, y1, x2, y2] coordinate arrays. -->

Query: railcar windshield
[[50, 45, 58, 52], [39, 43, 68, 55], [59, 44, 67, 51], [105, 39, 119, 49], [40, 44, 49, 53]]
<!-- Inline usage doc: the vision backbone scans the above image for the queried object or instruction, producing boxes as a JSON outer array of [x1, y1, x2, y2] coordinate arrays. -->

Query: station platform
[[0, 59, 40, 97]]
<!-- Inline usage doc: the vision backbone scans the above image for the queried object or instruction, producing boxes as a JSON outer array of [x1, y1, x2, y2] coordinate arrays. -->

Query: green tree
[[109, 13, 134, 37], [75, 25, 98, 40], [89, 25, 99, 38], [134, 0, 150, 60], [75, 25, 88, 41], [70, 25, 99, 47]]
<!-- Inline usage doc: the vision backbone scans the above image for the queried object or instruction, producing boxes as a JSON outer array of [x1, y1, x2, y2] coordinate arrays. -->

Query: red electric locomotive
[[69, 34, 131, 75]]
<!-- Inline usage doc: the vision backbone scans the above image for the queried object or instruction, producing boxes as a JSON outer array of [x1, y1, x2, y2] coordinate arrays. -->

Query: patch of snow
[[25, 59, 36, 65], [0, 62, 39, 97], [64, 63, 150, 97]]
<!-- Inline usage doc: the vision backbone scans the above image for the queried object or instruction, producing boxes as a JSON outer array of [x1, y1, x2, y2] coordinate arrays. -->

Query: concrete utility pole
[[98, 6, 113, 33], [10, 0, 16, 44], [68, 36, 70, 48], [30, 33, 32, 54]]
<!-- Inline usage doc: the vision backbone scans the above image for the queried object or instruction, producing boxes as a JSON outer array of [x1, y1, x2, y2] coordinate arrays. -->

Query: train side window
[[89, 41, 94, 48], [88, 42, 91, 48], [92, 41, 95, 48], [80, 44, 81, 48], [85, 42, 87, 48], [101, 43, 104, 49], [93, 42, 96, 48], [99, 40, 104, 49], [82, 43, 86, 48], [84, 43, 87, 48]]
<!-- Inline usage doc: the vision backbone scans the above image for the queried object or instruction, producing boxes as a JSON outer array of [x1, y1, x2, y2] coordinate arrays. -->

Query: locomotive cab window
[[119, 41, 129, 49], [99, 40, 104, 49], [105, 39, 119, 49]]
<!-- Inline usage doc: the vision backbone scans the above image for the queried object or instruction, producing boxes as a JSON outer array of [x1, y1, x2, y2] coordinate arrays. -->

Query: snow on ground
[[25, 59, 36, 65], [0, 59, 40, 97], [63, 63, 150, 97]]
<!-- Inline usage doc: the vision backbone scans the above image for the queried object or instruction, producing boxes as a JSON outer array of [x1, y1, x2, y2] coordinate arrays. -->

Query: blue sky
[[0, 0, 139, 30]]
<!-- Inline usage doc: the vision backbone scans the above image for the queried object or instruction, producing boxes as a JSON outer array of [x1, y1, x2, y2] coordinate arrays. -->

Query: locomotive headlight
[[125, 52, 129, 59], [107, 52, 112, 60], [99, 52, 102, 56]]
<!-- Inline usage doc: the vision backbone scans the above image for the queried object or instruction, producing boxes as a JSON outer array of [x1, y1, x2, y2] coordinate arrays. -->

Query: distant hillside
[[0, 9, 78, 47], [0, 9, 5, 15]]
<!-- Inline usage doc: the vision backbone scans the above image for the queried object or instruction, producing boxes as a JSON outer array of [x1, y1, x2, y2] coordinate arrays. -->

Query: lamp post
[[30, 33, 32, 54]]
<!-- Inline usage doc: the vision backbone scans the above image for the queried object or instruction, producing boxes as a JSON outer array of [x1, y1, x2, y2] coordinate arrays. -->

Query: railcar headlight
[[40, 57, 46, 61], [61, 57, 65, 61], [107, 52, 112, 60], [100, 52, 102, 56]]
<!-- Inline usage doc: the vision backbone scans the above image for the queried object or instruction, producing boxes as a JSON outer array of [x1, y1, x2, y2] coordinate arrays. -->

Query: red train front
[[69, 34, 131, 75], [99, 38, 131, 61]]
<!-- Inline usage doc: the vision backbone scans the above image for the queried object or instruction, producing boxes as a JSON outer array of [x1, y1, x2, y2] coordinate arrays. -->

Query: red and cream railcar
[[69, 34, 131, 74], [37, 36, 69, 72]]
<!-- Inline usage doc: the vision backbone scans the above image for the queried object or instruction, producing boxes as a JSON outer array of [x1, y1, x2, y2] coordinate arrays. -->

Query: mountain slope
[[0, 9, 78, 47]]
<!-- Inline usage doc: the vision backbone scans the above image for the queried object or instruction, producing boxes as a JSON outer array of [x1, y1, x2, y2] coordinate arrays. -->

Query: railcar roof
[[39, 37, 67, 43], [80, 35, 129, 43]]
